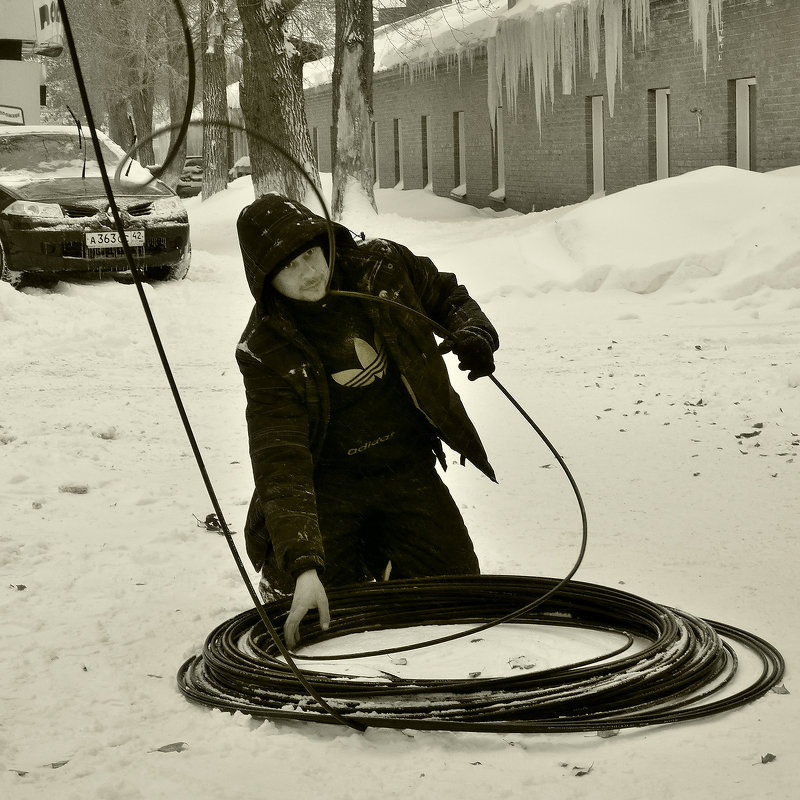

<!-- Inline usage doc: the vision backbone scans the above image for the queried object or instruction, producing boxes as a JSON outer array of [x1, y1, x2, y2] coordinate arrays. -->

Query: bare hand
[[285, 569, 330, 650]]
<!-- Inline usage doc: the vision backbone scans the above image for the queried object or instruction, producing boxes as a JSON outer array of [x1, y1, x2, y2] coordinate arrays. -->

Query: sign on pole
[[0, 104, 26, 125], [33, 0, 64, 57]]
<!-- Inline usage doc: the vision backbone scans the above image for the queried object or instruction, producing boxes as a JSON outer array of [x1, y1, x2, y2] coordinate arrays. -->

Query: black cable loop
[[177, 575, 785, 731]]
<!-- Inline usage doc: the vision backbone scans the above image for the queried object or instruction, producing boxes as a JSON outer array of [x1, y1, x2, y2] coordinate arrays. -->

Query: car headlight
[[4, 200, 64, 219], [152, 196, 186, 215]]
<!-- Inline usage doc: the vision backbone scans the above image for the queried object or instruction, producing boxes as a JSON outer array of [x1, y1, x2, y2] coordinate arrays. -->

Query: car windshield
[[0, 133, 125, 176]]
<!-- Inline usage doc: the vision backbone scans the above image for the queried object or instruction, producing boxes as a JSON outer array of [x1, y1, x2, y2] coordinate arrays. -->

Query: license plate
[[85, 230, 145, 248]]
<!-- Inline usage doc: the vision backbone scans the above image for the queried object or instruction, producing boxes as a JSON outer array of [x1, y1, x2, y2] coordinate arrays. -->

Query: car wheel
[[0, 240, 25, 289], [145, 254, 191, 282], [24, 273, 59, 290]]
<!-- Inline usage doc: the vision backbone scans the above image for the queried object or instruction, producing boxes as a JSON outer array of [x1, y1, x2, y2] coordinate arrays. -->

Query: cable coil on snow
[[178, 575, 784, 733]]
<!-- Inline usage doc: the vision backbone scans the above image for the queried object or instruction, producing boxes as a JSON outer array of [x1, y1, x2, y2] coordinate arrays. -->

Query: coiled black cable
[[178, 575, 784, 733]]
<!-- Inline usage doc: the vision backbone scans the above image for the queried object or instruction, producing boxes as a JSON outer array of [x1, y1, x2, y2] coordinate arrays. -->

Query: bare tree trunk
[[201, 0, 230, 200], [128, 10, 160, 167], [160, 2, 189, 189], [129, 84, 156, 167], [107, 99, 135, 151], [101, 4, 136, 154], [237, 0, 321, 204], [331, 0, 377, 219]]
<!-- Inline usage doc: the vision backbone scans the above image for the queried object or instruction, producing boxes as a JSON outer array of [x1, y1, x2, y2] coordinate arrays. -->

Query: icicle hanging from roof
[[575, 3, 586, 79], [545, 10, 557, 110], [627, 0, 651, 48], [687, 0, 724, 74], [395, 0, 722, 138], [586, 0, 602, 79], [487, 35, 502, 126], [556, 4, 578, 96], [604, 0, 623, 116], [491, 0, 652, 135]]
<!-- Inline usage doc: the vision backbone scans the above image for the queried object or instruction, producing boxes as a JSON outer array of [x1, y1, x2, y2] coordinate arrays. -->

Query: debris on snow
[[508, 655, 536, 670], [91, 426, 118, 440], [150, 742, 189, 754], [58, 483, 89, 494], [736, 430, 761, 439]]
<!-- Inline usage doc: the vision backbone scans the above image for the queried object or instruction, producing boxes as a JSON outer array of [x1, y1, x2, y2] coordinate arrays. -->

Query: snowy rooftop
[[303, 0, 506, 90]]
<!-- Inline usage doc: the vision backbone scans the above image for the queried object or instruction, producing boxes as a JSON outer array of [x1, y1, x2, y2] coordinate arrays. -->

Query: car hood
[[1, 176, 173, 202]]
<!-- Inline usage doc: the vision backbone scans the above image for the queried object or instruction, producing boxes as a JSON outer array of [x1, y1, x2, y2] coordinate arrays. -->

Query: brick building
[[303, 0, 800, 212]]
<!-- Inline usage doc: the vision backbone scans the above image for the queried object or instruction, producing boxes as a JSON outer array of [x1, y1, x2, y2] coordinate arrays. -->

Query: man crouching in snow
[[235, 192, 499, 648]]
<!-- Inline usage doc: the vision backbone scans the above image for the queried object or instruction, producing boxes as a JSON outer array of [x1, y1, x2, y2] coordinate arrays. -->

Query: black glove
[[439, 325, 496, 381]]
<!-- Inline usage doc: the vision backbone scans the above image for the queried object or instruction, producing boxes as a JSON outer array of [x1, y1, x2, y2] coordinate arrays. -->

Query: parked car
[[176, 155, 203, 197], [228, 155, 251, 182], [0, 125, 191, 287]]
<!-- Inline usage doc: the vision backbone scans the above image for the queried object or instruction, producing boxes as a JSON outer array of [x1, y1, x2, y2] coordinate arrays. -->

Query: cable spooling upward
[[177, 574, 784, 733]]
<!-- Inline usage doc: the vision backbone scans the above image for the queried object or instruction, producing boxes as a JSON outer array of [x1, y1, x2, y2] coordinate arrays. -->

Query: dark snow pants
[[259, 454, 480, 600]]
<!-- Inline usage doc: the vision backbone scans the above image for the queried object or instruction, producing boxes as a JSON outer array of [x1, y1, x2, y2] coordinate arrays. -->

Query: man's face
[[271, 245, 330, 302]]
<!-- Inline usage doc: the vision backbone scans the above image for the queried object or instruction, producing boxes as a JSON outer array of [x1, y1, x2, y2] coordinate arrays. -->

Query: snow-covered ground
[[1, 166, 797, 799]]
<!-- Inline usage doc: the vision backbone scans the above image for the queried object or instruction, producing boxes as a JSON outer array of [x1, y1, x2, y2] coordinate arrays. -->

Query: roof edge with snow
[[303, 0, 725, 131]]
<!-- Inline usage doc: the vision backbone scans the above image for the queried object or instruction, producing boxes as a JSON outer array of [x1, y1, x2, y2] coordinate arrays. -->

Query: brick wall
[[372, 62, 498, 198], [304, 0, 800, 212], [305, 89, 333, 172]]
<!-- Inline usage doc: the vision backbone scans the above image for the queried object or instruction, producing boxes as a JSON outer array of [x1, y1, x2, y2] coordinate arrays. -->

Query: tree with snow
[[331, 0, 378, 219], [201, 0, 231, 199], [237, 0, 322, 202]]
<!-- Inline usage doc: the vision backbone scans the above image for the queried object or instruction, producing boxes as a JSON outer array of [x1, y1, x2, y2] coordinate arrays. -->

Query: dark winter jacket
[[235, 193, 499, 577]]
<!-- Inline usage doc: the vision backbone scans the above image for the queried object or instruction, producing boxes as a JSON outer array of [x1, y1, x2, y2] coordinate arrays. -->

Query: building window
[[588, 95, 605, 196], [490, 107, 505, 201], [648, 88, 670, 181], [733, 77, 757, 170], [452, 111, 466, 197], [0, 40, 23, 60], [421, 115, 433, 190], [393, 118, 404, 188], [311, 127, 319, 167]]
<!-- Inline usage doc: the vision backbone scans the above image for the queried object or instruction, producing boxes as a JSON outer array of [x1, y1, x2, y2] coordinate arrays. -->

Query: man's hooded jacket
[[236, 193, 499, 579]]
